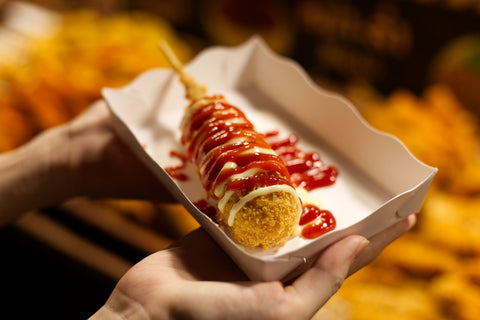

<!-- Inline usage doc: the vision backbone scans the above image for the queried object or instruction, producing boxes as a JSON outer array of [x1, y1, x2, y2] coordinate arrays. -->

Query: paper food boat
[[102, 37, 437, 281]]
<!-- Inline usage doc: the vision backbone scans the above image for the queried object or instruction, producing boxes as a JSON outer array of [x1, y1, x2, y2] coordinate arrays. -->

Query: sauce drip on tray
[[300, 204, 336, 239], [164, 151, 189, 181], [265, 131, 338, 191]]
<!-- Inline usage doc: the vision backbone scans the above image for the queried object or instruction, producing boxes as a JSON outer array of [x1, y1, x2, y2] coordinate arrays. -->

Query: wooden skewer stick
[[158, 40, 207, 101]]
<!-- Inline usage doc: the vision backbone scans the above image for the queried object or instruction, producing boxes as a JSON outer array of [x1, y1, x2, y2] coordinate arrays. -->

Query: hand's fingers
[[348, 214, 416, 275], [288, 235, 369, 318]]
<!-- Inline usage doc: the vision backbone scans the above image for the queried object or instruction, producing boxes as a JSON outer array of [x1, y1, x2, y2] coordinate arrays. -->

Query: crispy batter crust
[[217, 190, 300, 249]]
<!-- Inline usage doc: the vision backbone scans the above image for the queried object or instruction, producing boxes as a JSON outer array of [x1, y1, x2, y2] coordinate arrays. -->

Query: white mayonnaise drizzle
[[213, 167, 260, 198], [181, 97, 227, 131], [225, 184, 301, 226], [198, 137, 247, 176], [240, 146, 278, 156]]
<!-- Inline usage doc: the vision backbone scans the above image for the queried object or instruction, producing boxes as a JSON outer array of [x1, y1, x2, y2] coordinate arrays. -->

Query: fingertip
[[396, 214, 417, 235], [316, 235, 369, 269], [352, 236, 370, 259], [405, 214, 417, 230]]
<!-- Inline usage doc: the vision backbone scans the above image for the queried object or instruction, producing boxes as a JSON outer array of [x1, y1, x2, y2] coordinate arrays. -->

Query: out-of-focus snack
[[429, 273, 480, 320], [360, 84, 480, 194], [0, 8, 192, 151], [317, 282, 438, 320], [373, 233, 459, 279], [421, 192, 480, 255], [315, 83, 480, 320], [0, 94, 35, 151]]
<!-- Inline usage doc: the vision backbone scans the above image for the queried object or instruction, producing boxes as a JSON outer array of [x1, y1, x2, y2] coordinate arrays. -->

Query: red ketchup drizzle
[[265, 131, 338, 191], [300, 204, 336, 239], [193, 199, 217, 223], [164, 151, 188, 181], [182, 97, 292, 196]]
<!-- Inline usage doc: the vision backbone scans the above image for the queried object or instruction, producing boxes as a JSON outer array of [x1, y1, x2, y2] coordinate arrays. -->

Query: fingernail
[[354, 238, 369, 259]]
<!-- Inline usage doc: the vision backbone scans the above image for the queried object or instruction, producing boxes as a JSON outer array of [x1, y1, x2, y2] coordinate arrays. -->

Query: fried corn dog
[[160, 42, 302, 248]]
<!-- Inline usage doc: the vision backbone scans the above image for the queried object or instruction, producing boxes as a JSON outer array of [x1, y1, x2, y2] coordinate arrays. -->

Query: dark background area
[[0, 225, 116, 319]]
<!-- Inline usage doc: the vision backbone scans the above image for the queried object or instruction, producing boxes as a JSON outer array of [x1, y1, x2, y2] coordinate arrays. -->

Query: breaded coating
[[218, 190, 300, 249]]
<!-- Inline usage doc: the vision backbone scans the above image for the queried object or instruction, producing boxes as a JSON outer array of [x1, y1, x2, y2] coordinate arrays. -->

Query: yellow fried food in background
[[0, 9, 192, 151], [314, 84, 480, 319], [360, 84, 480, 194]]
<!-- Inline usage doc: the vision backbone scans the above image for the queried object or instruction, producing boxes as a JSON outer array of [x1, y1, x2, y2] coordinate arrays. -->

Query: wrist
[[0, 125, 74, 224]]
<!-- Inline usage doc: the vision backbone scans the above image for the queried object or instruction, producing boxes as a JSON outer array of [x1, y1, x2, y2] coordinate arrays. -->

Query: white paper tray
[[102, 37, 437, 281]]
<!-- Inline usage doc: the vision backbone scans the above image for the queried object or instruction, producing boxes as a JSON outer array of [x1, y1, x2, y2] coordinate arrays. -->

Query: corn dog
[[160, 42, 302, 248]]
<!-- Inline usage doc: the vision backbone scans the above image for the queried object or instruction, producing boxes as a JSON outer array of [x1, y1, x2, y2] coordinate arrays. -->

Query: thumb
[[289, 235, 369, 318]]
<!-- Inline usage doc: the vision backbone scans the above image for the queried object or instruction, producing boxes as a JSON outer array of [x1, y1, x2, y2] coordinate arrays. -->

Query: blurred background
[[0, 0, 479, 318]]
